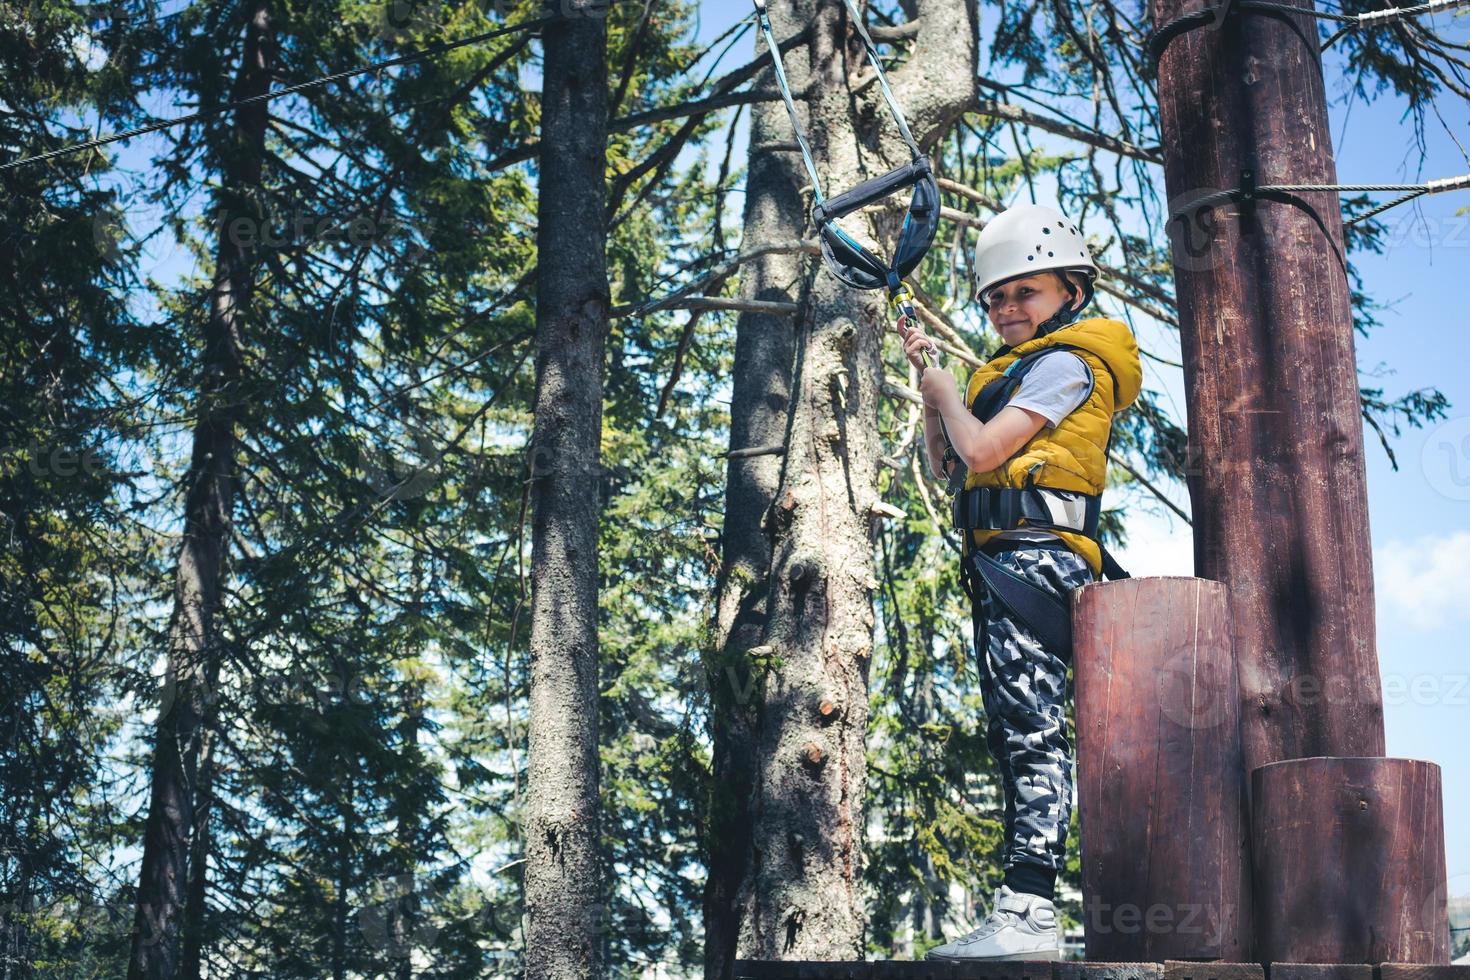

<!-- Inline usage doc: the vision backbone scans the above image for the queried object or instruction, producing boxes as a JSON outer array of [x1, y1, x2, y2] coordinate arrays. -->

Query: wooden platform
[[730, 960, 1470, 980]]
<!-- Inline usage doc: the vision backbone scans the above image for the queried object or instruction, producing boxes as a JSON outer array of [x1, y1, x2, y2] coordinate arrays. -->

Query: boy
[[899, 203, 1142, 961]]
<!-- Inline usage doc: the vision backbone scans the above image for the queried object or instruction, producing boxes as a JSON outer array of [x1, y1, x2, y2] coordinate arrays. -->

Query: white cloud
[[1375, 531, 1470, 631]]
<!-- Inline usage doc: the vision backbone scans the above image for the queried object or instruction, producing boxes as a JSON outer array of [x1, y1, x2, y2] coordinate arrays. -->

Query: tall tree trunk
[[704, 2, 813, 977], [127, 4, 272, 978], [522, 3, 609, 979], [1149, 0, 1385, 792], [178, 720, 215, 980], [334, 776, 355, 980], [391, 673, 424, 980], [729, 0, 977, 962]]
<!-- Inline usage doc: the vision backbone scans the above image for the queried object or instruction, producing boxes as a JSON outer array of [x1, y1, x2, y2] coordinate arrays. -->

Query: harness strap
[[838, 0, 923, 158], [962, 540, 1076, 664], [950, 486, 1100, 538], [751, 0, 825, 204], [811, 156, 932, 227]]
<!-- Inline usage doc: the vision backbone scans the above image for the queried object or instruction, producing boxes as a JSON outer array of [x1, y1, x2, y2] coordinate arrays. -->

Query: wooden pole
[[1073, 578, 1252, 962], [1251, 757, 1449, 964], [1149, 0, 1387, 787]]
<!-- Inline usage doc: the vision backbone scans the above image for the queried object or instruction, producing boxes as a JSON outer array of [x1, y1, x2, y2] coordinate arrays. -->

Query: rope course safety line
[[1144, 0, 1470, 76], [750, 0, 940, 358], [1167, 170, 1470, 228], [0, 15, 553, 173]]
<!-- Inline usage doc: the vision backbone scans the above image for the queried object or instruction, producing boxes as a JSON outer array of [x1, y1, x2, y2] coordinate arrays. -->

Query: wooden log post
[[1251, 757, 1449, 964], [1072, 578, 1252, 962], [1149, 0, 1387, 788]]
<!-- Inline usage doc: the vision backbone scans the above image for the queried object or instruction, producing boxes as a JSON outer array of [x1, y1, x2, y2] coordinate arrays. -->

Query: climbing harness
[[952, 345, 1133, 661], [953, 346, 1129, 574], [750, 0, 940, 314]]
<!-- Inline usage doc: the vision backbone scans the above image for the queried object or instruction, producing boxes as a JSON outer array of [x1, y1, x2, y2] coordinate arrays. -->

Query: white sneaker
[[925, 883, 1062, 961]]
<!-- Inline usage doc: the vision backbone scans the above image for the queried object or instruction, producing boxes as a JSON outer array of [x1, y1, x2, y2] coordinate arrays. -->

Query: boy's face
[[985, 272, 1082, 347]]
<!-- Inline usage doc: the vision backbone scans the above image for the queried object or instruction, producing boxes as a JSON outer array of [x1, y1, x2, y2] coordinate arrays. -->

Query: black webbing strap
[[963, 534, 1129, 667], [972, 545, 1075, 661], [812, 157, 933, 226], [950, 485, 1101, 540]]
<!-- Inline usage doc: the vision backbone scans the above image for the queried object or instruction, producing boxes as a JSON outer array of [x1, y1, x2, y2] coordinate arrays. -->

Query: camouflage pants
[[967, 543, 1095, 875]]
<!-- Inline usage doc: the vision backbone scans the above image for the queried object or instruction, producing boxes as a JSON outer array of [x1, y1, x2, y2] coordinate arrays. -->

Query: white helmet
[[973, 203, 1099, 315]]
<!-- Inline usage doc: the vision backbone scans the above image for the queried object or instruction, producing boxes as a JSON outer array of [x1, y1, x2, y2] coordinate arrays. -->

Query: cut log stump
[[1072, 577, 1252, 961], [1251, 757, 1449, 964]]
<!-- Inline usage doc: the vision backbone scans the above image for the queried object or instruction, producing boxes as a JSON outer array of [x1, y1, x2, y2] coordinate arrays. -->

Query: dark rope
[[1145, 0, 1468, 76], [1167, 175, 1469, 228]]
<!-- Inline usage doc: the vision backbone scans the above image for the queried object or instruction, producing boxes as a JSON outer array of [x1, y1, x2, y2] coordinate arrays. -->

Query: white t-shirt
[[983, 351, 1093, 547]]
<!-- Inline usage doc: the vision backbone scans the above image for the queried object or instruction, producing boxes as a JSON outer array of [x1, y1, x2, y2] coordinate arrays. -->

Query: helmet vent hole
[[1047, 251, 1054, 257], [1027, 255, 1035, 261], [1042, 227, 1051, 235]]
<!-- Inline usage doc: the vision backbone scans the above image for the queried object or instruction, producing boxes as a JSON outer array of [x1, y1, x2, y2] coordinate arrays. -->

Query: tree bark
[[704, 2, 814, 976], [178, 723, 215, 980], [1150, 0, 1386, 797], [726, 0, 977, 962], [127, 4, 272, 978], [522, 3, 609, 980]]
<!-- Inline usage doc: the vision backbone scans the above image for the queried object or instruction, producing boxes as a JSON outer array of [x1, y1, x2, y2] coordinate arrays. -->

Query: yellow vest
[[961, 316, 1143, 577]]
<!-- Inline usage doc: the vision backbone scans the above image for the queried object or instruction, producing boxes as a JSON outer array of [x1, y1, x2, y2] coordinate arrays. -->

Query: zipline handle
[[890, 284, 938, 365]]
